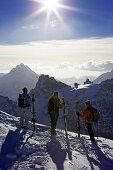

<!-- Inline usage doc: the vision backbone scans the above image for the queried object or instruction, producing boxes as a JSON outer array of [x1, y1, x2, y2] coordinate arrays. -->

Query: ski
[[62, 98, 67, 135], [31, 94, 37, 131], [75, 102, 80, 138]]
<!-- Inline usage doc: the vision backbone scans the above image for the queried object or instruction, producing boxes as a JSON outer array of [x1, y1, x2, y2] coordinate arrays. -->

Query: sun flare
[[43, 0, 59, 12], [31, 0, 80, 27]]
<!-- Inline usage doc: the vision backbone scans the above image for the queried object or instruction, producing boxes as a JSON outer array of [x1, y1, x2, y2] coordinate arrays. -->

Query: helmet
[[23, 87, 28, 93]]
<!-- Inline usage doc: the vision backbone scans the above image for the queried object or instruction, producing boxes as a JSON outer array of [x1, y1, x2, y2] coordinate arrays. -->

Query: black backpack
[[48, 98, 54, 114], [18, 94, 25, 108], [18, 94, 30, 108]]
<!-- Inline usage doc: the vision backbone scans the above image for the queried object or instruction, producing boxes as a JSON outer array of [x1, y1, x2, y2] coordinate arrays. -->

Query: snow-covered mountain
[[29, 75, 113, 140], [93, 69, 113, 84], [0, 73, 5, 78], [31, 74, 68, 96], [0, 63, 39, 101], [0, 110, 113, 170], [0, 95, 20, 116]]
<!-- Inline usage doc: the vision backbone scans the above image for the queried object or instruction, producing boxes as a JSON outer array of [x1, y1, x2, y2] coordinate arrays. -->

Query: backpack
[[18, 94, 30, 108], [48, 98, 54, 114], [87, 107, 99, 122]]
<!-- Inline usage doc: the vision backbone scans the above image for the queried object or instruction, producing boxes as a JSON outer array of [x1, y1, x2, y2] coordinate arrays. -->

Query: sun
[[30, 0, 80, 25], [43, 0, 59, 12]]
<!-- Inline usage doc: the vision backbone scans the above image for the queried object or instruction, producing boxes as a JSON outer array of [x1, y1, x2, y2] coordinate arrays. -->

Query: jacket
[[79, 105, 94, 123], [48, 95, 63, 115]]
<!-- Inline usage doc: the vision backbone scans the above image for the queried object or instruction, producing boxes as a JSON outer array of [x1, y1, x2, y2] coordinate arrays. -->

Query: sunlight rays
[[28, 0, 85, 33], [30, 0, 80, 22]]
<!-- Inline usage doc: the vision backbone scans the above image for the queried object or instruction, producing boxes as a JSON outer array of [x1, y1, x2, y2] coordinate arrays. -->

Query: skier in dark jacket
[[48, 92, 64, 135], [76, 100, 96, 141], [18, 87, 32, 129]]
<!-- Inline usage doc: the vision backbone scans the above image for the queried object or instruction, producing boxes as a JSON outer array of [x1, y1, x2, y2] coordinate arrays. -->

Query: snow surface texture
[[0, 110, 113, 170], [30, 75, 113, 140], [0, 63, 39, 101]]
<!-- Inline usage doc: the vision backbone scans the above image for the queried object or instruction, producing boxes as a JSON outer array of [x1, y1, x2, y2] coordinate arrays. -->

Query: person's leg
[[50, 114, 56, 134], [20, 109, 24, 128], [54, 114, 59, 134], [24, 108, 30, 128], [87, 123, 95, 141]]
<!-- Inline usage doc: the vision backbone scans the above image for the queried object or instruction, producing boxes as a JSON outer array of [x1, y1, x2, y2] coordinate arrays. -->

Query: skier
[[18, 87, 32, 129], [76, 100, 98, 142], [48, 92, 64, 135]]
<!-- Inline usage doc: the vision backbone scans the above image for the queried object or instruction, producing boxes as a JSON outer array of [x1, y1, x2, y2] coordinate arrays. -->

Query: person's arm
[[57, 98, 64, 108], [28, 95, 32, 104], [79, 109, 87, 119]]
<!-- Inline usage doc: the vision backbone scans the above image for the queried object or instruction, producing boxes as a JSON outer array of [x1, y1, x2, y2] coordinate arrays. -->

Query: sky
[[0, 0, 113, 78]]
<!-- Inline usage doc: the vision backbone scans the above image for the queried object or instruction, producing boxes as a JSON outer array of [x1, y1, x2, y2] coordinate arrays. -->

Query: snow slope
[[0, 110, 113, 170], [0, 95, 20, 117]]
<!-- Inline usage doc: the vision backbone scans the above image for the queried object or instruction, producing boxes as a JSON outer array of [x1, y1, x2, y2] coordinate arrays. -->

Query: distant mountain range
[[0, 63, 113, 102], [0, 63, 40, 101], [58, 76, 96, 86], [59, 69, 113, 86], [93, 69, 113, 84]]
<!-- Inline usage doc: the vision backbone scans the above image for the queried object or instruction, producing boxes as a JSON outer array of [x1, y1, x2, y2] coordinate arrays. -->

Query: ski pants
[[50, 113, 59, 134], [20, 107, 30, 127], [87, 123, 95, 141]]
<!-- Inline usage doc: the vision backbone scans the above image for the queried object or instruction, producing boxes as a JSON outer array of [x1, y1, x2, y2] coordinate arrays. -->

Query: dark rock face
[[36, 74, 67, 92], [84, 78, 93, 84]]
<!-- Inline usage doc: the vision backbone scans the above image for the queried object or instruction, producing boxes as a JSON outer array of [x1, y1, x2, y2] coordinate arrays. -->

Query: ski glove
[[76, 112, 80, 116]]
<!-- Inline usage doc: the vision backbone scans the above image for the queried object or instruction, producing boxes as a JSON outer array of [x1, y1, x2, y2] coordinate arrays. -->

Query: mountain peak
[[11, 63, 29, 72], [9, 63, 36, 75], [93, 69, 113, 84], [0, 64, 39, 100], [36, 74, 67, 91]]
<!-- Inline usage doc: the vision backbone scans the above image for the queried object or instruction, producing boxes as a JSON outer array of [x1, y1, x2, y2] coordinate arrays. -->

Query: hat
[[85, 100, 90, 105], [54, 92, 58, 96], [23, 87, 28, 93]]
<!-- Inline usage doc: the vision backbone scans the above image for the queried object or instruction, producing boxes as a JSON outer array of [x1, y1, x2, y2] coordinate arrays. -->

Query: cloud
[[81, 61, 113, 71], [22, 25, 40, 30], [0, 37, 113, 77]]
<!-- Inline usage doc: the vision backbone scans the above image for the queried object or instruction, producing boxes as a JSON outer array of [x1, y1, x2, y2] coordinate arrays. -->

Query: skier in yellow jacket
[[48, 92, 64, 135]]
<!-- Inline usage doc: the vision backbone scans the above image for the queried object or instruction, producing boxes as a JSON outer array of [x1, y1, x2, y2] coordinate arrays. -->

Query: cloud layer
[[81, 61, 113, 71], [0, 37, 113, 77]]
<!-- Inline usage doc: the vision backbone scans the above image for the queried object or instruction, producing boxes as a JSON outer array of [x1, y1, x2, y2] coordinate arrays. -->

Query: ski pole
[[31, 94, 36, 131], [75, 102, 80, 138], [62, 98, 67, 135]]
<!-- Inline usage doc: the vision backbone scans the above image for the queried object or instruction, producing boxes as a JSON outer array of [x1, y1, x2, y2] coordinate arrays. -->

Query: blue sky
[[0, 0, 113, 43], [0, 0, 113, 78]]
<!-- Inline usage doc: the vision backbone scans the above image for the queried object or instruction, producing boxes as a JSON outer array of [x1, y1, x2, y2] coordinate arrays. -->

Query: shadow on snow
[[79, 138, 113, 170], [0, 129, 26, 169]]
